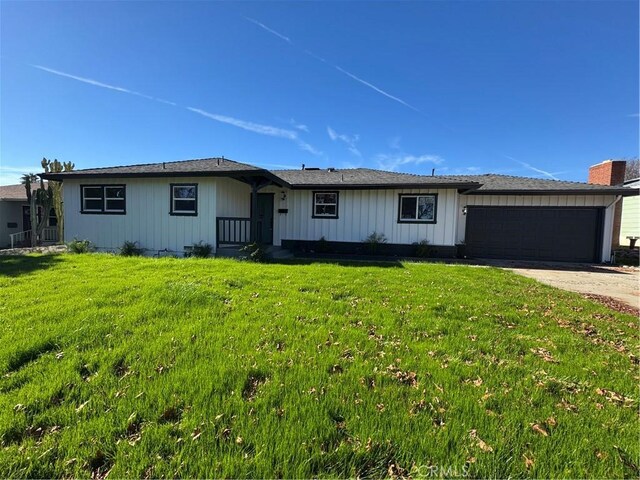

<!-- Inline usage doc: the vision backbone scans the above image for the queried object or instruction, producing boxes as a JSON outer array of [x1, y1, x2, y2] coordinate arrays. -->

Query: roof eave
[[40, 169, 291, 188]]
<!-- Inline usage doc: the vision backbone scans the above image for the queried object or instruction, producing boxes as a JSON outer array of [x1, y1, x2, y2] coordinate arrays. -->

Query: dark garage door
[[465, 206, 603, 262]]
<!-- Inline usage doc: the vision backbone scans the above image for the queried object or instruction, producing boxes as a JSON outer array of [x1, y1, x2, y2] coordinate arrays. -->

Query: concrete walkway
[[485, 260, 640, 309]]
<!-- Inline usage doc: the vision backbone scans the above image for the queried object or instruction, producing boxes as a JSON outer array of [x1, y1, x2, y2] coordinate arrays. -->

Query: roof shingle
[[272, 168, 479, 189], [448, 174, 638, 195]]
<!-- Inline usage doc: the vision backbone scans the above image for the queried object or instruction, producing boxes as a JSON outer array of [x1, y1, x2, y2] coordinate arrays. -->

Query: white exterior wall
[[457, 194, 618, 262], [63, 177, 218, 254], [261, 187, 459, 247], [216, 178, 251, 217], [0, 200, 26, 248]]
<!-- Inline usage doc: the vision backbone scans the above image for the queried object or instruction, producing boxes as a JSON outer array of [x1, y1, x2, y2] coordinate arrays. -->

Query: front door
[[256, 193, 274, 245], [22, 206, 30, 231]]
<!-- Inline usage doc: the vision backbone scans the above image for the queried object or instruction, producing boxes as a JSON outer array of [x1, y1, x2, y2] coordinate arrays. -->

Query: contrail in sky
[[244, 17, 420, 113]]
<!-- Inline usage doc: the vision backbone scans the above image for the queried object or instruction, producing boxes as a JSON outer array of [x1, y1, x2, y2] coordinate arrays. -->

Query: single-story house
[[0, 183, 57, 248], [619, 177, 639, 247], [40, 157, 638, 263]]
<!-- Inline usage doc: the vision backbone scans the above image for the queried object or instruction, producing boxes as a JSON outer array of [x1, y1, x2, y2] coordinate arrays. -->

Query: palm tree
[[20, 173, 38, 203]]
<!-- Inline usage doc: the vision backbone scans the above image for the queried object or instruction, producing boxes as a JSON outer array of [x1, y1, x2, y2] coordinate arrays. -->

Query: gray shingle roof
[[40, 158, 268, 180], [272, 168, 480, 189], [449, 174, 639, 195], [38, 158, 639, 196]]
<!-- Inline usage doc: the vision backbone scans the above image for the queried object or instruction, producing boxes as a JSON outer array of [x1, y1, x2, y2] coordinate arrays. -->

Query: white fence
[[9, 227, 58, 249]]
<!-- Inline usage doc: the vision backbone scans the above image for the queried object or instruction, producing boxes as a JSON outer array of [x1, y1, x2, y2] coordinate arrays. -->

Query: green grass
[[0, 254, 638, 478]]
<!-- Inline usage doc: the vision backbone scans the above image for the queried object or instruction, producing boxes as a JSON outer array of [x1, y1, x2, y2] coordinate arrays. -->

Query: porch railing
[[9, 227, 59, 249], [217, 217, 251, 247]]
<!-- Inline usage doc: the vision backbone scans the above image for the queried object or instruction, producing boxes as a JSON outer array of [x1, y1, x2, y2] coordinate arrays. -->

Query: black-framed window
[[398, 194, 437, 223], [312, 191, 339, 219], [81, 185, 126, 214], [48, 208, 57, 227], [170, 184, 198, 216]]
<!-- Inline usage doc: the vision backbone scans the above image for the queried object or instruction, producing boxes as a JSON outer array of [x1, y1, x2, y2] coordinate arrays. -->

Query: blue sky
[[1, 1, 638, 185]]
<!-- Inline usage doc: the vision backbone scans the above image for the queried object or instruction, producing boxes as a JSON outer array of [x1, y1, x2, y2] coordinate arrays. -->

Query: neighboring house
[[619, 178, 640, 247], [41, 157, 638, 263], [0, 183, 57, 248]]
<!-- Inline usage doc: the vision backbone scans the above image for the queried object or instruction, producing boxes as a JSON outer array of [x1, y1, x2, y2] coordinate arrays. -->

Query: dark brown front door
[[256, 193, 274, 245]]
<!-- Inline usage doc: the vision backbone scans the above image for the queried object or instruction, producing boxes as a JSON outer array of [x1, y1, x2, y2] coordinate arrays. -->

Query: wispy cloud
[[30, 64, 319, 156], [333, 66, 419, 112], [628, 113, 640, 118], [188, 107, 297, 140], [245, 17, 420, 113], [245, 17, 292, 44], [289, 118, 309, 132], [388, 136, 402, 150], [327, 126, 361, 157], [0, 165, 44, 186], [375, 153, 444, 172], [31, 64, 177, 105], [504, 155, 560, 180], [188, 107, 321, 156]]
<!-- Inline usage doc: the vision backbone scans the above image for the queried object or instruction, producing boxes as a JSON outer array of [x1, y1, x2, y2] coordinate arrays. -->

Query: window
[[48, 208, 57, 227], [81, 185, 126, 214], [312, 191, 338, 218], [398, 194, 437, 223], [170, 184, 198, 216]]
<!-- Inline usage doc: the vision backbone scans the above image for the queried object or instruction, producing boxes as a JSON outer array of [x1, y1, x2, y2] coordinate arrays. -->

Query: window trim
[[80, 184, 126, 215], [397, 193, 438, 224], [170, 183, 198, 216], [312, 191, 339, 219]]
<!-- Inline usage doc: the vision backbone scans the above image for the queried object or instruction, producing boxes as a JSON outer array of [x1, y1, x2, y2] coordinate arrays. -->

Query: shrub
[[191, 242, 213, 258], [119, 241, 144, 256], [413, 239, 433, 258], [363, 232, 387, 255], [67, 238, 95, 254], [316, 236, 331, 253], [240, 242, 266, 262]]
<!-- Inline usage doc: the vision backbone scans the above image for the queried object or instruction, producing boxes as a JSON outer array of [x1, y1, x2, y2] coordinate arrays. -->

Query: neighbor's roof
[[272, 168, 480, 190], [449, 174, 639, 196], [0, 182, 48, 201], [40, 157, 286, 185]]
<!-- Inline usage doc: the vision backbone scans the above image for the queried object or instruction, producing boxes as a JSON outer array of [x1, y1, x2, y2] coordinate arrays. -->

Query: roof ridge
[[71, 157, 238, 172]]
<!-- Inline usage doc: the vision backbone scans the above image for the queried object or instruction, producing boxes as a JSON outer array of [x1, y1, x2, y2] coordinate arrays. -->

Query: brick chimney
[[588, 160, 626, 248], [588, 160, 626, 186]]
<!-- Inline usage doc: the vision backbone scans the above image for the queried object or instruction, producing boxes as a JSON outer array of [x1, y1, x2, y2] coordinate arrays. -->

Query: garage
[[465, 206, 604, 262]]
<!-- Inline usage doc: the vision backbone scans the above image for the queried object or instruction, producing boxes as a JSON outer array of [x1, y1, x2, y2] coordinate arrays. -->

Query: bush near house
[[0, 254, 637, 478]]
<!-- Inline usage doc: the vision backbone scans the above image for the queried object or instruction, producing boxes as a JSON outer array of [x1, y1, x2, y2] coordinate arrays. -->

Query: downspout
[[604, 195, 622, 263]]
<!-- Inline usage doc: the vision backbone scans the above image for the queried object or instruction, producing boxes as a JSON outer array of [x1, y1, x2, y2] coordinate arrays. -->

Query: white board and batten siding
[[458, 194, 618, 262], [619, 180, 639, 246], [262, 187, 459, 247], [63, 177, 219, 254]]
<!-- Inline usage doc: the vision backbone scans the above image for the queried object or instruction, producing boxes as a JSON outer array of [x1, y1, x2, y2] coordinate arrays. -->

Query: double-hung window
[[170, 184, 198, 216], [398, 194, 437, 223], [81, 185, 126, 214], [312, 191, 339, 219]]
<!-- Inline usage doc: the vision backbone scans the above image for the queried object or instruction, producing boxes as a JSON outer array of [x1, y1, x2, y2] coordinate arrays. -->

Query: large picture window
[[312, 191, 339, 219], [81, 185, 126, 214], [398, 194, 437, 223], [170, 184, 198, 216]]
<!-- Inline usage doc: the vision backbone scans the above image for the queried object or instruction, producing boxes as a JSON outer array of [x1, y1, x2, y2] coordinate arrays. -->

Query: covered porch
[[215, 173, 285, 248]]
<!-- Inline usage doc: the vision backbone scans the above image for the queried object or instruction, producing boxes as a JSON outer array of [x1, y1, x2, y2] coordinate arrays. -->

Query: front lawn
[[0, 254, 637, 478]]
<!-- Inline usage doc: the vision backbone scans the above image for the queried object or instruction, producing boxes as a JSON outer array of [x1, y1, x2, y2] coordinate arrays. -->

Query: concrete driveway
[[484, 260, 640, 309]]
